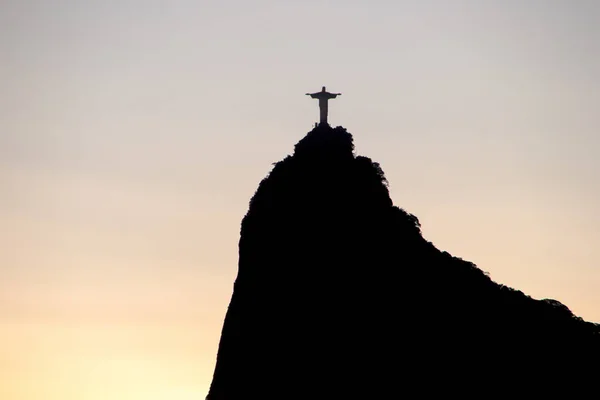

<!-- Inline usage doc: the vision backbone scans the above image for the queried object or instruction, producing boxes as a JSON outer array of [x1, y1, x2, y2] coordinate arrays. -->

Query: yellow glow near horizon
[[0, 321, 214, 400]]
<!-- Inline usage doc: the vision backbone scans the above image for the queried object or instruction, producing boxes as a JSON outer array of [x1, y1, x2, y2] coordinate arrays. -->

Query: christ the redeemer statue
[[306, 86, 341, 126]]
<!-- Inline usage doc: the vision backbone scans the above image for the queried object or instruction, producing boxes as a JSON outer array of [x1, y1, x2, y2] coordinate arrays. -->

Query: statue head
[[322, 86, 326, 92]]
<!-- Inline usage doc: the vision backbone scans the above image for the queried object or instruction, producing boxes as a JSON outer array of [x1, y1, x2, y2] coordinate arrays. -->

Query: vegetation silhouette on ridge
[[207, 124, 600, 399]]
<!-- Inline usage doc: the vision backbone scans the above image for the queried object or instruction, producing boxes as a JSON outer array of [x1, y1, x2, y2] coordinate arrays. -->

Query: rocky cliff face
[[206, 125, 600, 399]]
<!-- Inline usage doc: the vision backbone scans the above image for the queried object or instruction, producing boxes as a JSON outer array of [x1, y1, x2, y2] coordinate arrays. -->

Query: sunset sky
[[1, 0, 599, 398]]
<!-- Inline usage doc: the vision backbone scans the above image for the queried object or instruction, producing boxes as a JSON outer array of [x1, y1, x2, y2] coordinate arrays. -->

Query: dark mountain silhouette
[[206, 124, 600, 398]]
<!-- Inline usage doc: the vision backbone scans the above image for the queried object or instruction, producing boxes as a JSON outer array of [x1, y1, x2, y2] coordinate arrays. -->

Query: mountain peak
[[293, 124, 354, 160], [207, 125, 600, 399]]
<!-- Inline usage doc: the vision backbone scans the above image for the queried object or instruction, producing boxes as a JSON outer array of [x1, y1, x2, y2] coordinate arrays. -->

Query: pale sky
[[1, 1, 599, 399]]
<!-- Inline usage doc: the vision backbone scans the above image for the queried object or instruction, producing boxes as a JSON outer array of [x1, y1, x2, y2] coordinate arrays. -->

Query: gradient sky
[[1, 0, 599, 398]]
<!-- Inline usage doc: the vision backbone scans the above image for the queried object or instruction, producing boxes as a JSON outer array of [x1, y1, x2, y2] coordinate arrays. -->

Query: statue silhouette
[[306, 86, 341, 126]]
